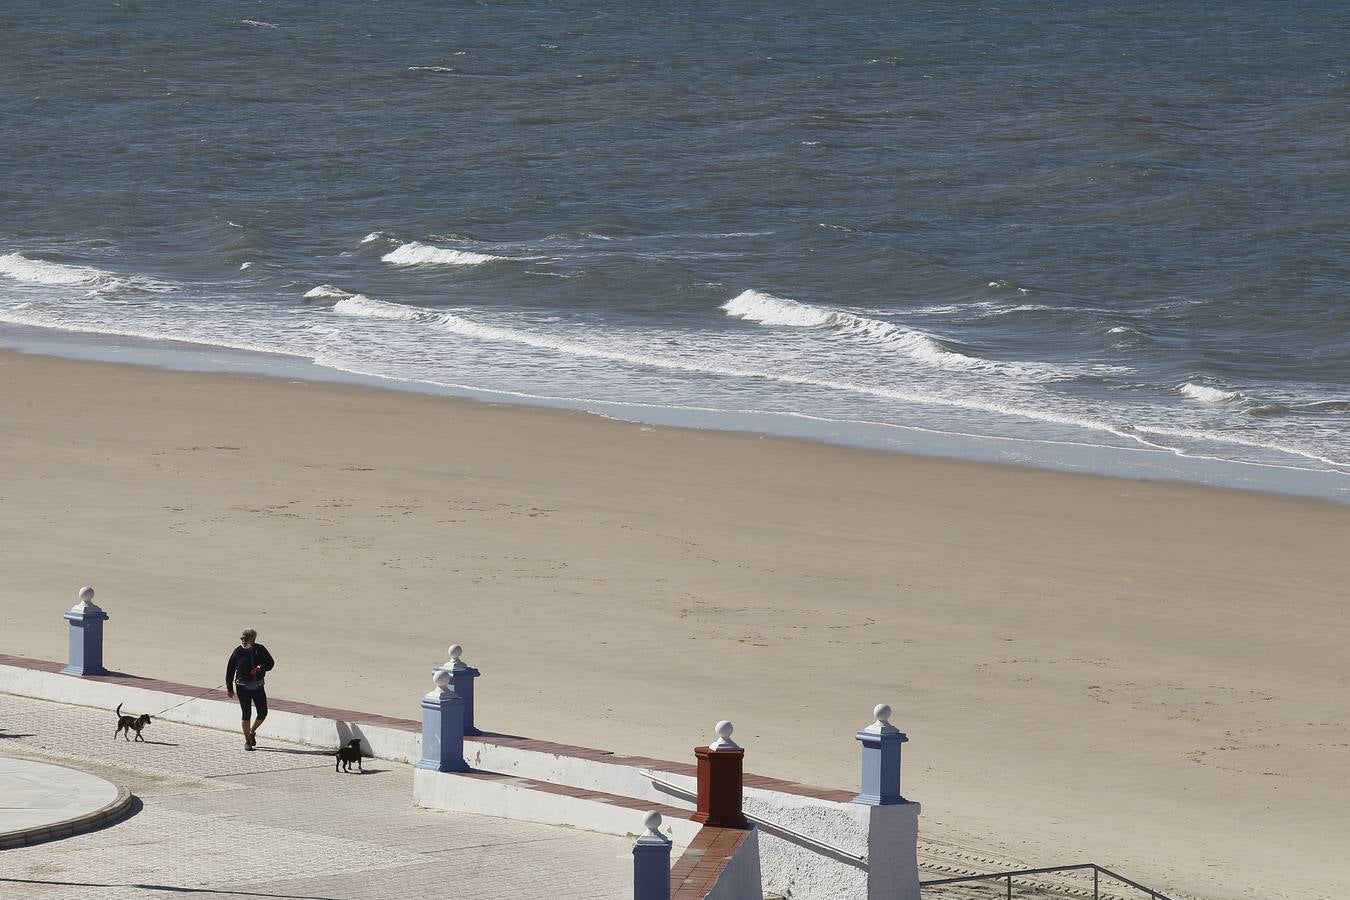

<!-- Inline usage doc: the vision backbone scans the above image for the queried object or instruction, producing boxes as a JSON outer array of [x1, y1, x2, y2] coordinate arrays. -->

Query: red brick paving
[[670, 825, 753, 899]]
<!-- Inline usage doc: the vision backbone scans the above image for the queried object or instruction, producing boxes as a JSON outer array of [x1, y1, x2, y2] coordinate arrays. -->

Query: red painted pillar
[[692, 721, 748, 829]]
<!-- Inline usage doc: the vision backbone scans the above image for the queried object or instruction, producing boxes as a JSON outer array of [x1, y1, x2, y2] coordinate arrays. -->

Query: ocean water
[[2, 2, 1348, 498]]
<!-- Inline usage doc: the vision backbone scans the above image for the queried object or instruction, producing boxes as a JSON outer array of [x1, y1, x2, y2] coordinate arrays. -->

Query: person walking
[[226, 628, 275, 751]]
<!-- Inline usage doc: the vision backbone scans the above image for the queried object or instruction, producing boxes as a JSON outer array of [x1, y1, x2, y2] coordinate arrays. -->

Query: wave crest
[[381, 241, 503, 267], [722, 289, 1064, 379], [332, 294, 424, 321], [303, 284, 350, 299], [0, 253, 174, 293], [1178, 381, 1242, 404]]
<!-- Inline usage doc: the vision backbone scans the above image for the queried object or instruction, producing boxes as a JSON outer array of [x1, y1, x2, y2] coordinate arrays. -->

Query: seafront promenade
[[0, 636, 1196, 900], [0, 692, 634, 899]]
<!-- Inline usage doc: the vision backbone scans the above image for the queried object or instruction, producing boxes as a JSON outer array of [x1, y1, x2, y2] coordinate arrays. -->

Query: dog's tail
[[115, 702, 123, 718]]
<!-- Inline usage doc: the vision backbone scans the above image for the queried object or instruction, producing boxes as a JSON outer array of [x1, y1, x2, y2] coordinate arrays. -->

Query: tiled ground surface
[[0, 693, 633, 900]]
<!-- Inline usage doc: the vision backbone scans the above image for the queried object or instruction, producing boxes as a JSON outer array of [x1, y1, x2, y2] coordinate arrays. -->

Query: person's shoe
[[247, 734, 257, 748], [244, 739, 255, 751]]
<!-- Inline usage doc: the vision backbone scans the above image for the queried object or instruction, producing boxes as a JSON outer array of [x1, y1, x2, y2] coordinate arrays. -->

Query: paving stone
[[0, 694, 632, 899]]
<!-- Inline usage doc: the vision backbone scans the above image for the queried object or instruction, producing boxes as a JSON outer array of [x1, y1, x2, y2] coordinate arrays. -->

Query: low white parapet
[[412, 767, 702, 847]]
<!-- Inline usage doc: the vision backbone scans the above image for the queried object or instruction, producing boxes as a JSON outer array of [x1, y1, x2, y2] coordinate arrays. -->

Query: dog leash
[[148, 683, 227, 717]]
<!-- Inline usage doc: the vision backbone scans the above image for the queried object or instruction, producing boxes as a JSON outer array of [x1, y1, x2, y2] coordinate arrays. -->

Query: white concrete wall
[[413, 767, 702, 847], [867, 802, 921, 900], [461, 741, 698, 812], [745, 789, 869, 899]]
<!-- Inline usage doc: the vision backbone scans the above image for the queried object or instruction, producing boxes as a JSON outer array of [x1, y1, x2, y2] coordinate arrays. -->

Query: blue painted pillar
[[853, 703, 908, 806], [632, 811, 672, 900], [438, 644, 481, 736], [416, 670, 469, 773], [62, 587, 109, 677]]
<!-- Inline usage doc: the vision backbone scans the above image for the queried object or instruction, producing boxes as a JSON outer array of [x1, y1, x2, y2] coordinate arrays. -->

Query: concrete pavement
[[0, 693, 634, 899]]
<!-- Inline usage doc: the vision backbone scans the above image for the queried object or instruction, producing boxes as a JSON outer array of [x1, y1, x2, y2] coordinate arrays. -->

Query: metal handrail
[[637, 769, 869, 869], [638, 770, 1173, 899], [921, 862, 1175, 900]]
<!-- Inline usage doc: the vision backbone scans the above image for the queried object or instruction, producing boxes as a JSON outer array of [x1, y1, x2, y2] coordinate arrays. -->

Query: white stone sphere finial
[[445, 644, 468, 672], [643, 810, 663, 835], [709, 720, 739, 750], [866, 702, 900, 734], [432, 669, 451, 690], [70, 585, 102, 615]]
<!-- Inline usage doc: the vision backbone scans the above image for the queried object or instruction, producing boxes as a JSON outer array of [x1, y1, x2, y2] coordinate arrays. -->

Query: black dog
[[334, 738, 363, 773], [113, 702, 152, 742]]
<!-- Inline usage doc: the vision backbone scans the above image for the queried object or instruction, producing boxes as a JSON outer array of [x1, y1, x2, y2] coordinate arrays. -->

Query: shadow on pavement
[[255, 746, 335, 757], [0, 879, 339, 899]]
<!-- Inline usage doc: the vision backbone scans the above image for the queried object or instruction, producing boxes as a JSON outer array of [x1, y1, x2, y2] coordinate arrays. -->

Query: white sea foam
[[242, 19, 279, 28], [902, 301, 1070, 318], [303, 284, 350, 299], [383, 301, 1342, 470], [360, 232, 387, 244], [11, 278, 1335, 473], [1179, 381, 1242, 404], [723, 290, 837, 328], [903, 303, 964, 315], [0, 253, 120, 288], [408, 66, 457, 73], [239, 262, 253, 270], [0, 253, 174, 293], [332, 294, 424, 321], [722, 290, 1066, 380], [381, 241, 503, 267]]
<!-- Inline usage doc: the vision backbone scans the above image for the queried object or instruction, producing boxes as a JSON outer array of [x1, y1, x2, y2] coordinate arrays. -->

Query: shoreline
[[2, 347, 1348, 898], [3, 322, 1348, 507]]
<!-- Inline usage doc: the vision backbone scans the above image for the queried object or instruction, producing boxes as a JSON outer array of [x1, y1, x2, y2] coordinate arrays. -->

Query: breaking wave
[[303, 284, 350, 299], [722, 290, 1067, 380], [332, 293, 424, 321], [381, 241, 503, 267], [1178, 381, 1243, 404], [315, 294, 1343, 470], [0, 254, 116, 288], [0, 253, 174, 293]]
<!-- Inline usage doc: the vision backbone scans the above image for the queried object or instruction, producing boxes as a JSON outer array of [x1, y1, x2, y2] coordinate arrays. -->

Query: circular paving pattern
[[0, 756, 131, 849]]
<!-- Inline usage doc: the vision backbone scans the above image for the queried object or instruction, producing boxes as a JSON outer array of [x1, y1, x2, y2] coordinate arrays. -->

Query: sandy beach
[[1, 348, 1346, 899]]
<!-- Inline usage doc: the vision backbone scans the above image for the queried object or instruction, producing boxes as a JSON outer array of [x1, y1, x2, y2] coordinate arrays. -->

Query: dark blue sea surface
[[2, 2, 1347, 493]]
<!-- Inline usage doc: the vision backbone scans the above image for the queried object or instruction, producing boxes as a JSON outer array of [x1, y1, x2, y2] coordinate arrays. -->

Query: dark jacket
[[226, 643, 275, 689]]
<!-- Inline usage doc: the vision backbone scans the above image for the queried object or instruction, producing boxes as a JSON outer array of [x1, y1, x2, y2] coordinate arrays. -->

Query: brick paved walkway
[[0, 694, 633, 899]]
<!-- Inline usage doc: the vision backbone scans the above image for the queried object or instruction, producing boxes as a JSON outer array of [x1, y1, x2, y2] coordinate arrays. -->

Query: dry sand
[[1, 348, 1346, 899]]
